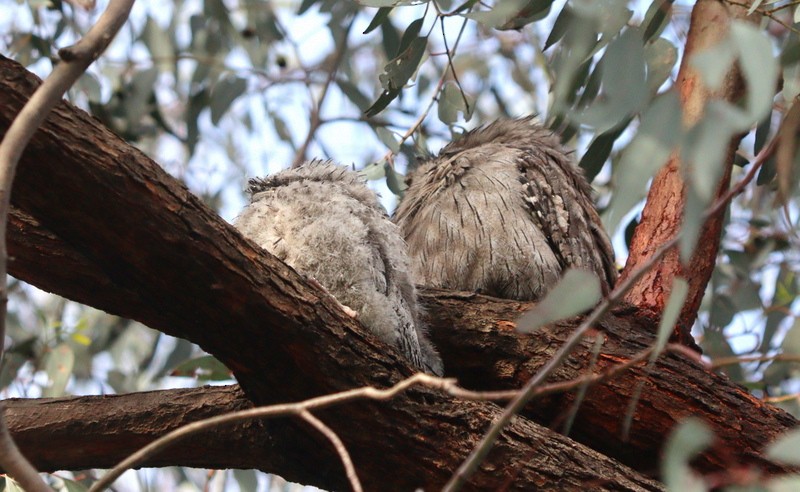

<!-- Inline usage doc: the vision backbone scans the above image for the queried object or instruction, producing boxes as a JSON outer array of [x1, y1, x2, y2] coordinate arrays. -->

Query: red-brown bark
[[621, 0, 753, 345], [0, 54, 664, 491]]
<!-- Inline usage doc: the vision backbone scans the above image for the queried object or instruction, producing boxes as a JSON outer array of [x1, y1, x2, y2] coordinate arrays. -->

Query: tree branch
[[0, 54, 662, 491], [620, 0, 757, 342]]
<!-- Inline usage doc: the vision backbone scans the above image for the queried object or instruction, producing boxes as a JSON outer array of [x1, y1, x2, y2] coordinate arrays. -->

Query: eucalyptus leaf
[[142, 17, 175, 74], [516, 270, 601, 333], [170, 355, 231, 381], [378, 36, 427, 92], [359, 160, 387, 181], [654, 277, 688, 357], [43, 343, 75, 397], [606, 90, 682, 232], [376, 127, 400, 152], [767, 428, 800, 465], [210, 75, 248, 125], [644, 37, 677, 93], [364, 6, 393, 34], [576, 27, 648, 133], [662, 419, 713, 492], [642, 0, 673, 42], [438, 82, 470, 124]]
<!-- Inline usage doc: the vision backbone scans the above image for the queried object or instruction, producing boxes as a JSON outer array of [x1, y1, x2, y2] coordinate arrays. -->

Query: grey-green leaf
[[516, 269, 601, 333], [767, 428, 800, 465], [210, 75, 248, 125], [662, 419, 713, 492]]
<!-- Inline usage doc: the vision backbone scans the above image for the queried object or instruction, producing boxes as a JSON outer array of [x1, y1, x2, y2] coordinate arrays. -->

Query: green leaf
[[298, 0, 318, 14], [338, 80, 372, 111], [642, 0, 673, 42], [768, 475, 800, 492], [187, 87, 210, 153], [516, 270, 602, 333], [579, 118, 630, 181], [125, 67, 159, 125], [61, 478, 89, 492], [654, 277, 688, 357], [233, 470, 259, 492], [464, 1, 528, 29], [365, 88, 402, 117], [780, 318, 800, 356], [379, 36, 427, 92], [384, 162, 407, 196], [142, 17, 175, 74], [644, 37, 677, 93], [662, 419, 713, 492], [358, 0, 398, 6], [210, 75, 248, 125], [397, 17, 424, 55], [380, 18, 400, 59], [0, 352, 27, 392], [43, 343, 75, 397], [780, 40, 800, 67], [376, 127, 400, 153], [438, 81, 470, 124], [606, 90, 682, 232], [499, 0, 554, 30], [767, 428, 800, 465], [747, 0, 764, 16], [75, 72, 102, 103], [731, 21, 779, 122], [170, 355, 231, 381], [359, 160, 387, 181], [576, 27, 648, 133], [364, 6, 393, 34], [4, 477, 24, 492], [690, 38, 736, 91], [544, 5, 572, 51]]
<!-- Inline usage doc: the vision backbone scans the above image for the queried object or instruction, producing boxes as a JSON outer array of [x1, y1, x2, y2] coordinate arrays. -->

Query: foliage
[[3, 0, 800, 489]]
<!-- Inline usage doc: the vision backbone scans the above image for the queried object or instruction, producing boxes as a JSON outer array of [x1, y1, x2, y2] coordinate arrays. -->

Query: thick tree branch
[[0, 54, 661, 491], [0, 52, 796, 488], [620, 0, 755, 343]]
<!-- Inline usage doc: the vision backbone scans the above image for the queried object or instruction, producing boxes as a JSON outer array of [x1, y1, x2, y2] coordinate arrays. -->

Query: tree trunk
[[620, 0, 753, 344]]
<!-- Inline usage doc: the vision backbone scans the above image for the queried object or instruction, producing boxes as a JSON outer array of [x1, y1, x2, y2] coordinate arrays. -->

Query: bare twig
[[382, 15, 470, 168], [300, 410, 363, 492], [711, 352, 800, 369], [442, 154, 767, 491], [291, 19, 355, 168], [0, 1, 134, 490], [89, 373, 451, 492], [90, 335, 683, 492]]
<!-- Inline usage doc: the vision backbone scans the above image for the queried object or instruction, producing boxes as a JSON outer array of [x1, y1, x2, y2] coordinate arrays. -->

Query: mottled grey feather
[[234, 161, 443, 375], [394, 118, 617, 301]]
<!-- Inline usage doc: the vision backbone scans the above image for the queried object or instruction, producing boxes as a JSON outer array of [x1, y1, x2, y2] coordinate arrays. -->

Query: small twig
[[710, 352, 800, 369], [381, 15, 470, 168], [0, 2, 134, 490], [300, 410, 363, 492], [89, 373, 450, 491], [291, 19, 355, 168], [442, 152, 767, 491], [439, 16, 471, 114], [763, 393, 800, 403]]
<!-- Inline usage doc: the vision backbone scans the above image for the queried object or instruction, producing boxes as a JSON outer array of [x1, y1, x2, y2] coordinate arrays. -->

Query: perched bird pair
[[234, 119, 617, 375]]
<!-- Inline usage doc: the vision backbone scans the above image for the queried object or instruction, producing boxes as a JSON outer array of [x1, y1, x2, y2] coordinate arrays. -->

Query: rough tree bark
[[620, 0, 753, 345], [0, 45, 796, 489], [0, 55, 665, 491]]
